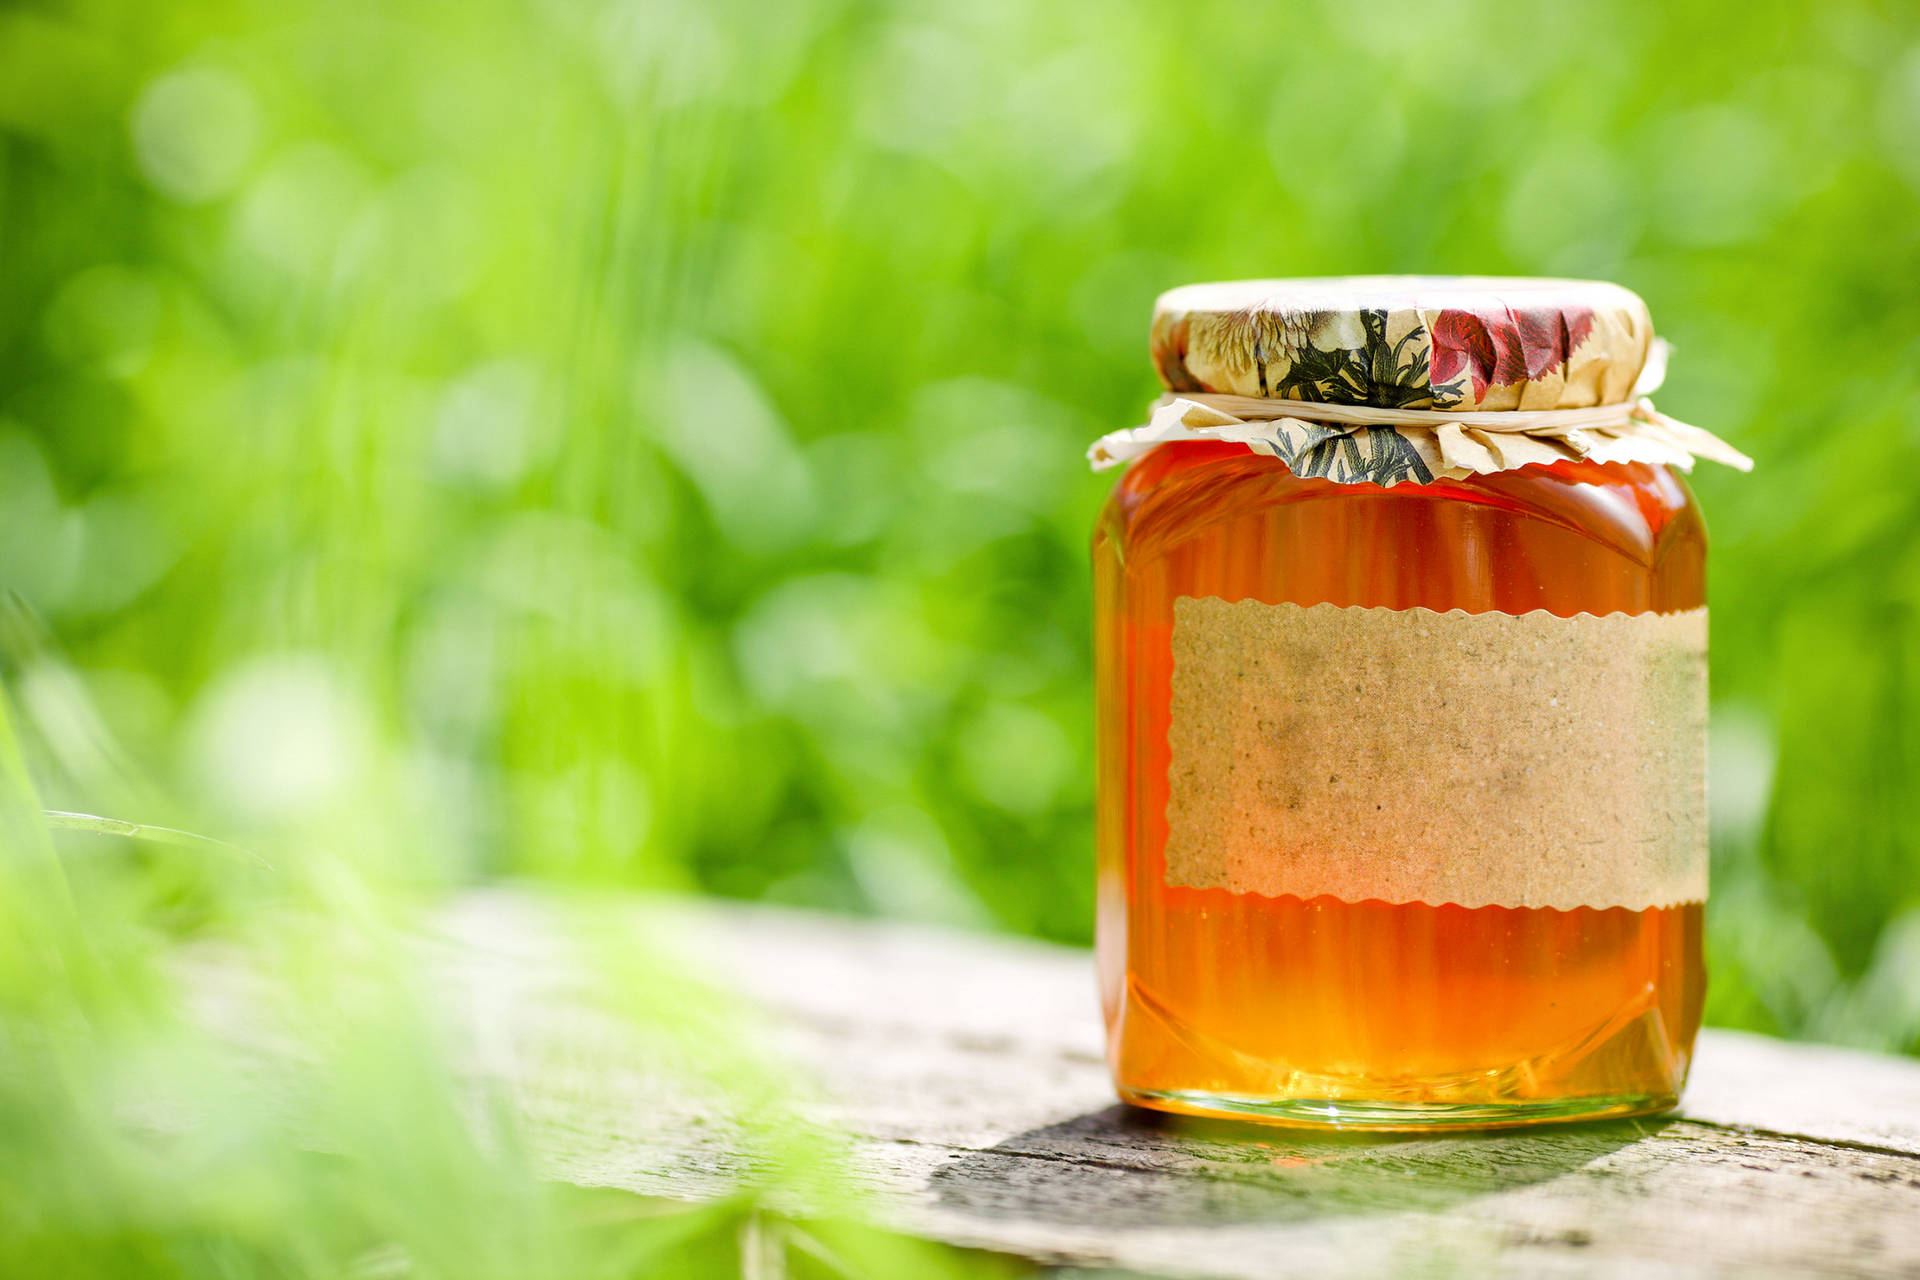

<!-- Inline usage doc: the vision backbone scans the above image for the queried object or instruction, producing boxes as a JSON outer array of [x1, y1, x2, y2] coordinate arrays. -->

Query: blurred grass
[[2, 0, 1920, 1270]]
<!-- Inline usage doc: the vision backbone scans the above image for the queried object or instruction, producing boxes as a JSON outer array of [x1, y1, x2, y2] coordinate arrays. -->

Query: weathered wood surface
[[362, 894, 1920, 1276]]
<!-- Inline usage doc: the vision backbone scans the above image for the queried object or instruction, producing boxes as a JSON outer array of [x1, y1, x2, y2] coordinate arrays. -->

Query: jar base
[[1118, 1086, 1678, 1132]]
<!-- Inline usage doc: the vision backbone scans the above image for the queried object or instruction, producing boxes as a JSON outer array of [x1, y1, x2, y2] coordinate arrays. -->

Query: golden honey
[[1095, 440, 1708, 1128]]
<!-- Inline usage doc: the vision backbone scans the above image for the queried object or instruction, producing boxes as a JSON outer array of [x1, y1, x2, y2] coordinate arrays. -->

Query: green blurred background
[[4, 0, 1920, 1056]]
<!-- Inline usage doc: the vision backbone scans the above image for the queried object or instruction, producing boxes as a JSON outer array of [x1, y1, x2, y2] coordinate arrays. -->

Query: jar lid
[[1150, 276, 1653, 412]]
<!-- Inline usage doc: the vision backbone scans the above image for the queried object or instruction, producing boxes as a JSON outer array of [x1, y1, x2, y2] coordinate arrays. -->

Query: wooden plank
[[358, 894, 1920, 1275]]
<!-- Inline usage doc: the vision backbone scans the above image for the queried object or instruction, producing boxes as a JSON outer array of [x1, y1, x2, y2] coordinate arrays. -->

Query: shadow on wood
[[930, 1104, 1667, 1231]]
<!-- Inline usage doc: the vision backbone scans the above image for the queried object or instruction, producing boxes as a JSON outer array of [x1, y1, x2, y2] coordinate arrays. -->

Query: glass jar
[[1092, 277, 1738, 1130]]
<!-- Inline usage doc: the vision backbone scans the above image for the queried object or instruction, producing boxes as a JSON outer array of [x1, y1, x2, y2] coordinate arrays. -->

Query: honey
[[1089, 278, 1743, 1129], [1095, 444, 1705, 1126]]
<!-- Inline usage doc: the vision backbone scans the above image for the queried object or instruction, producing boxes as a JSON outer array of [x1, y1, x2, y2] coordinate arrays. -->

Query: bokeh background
[[7, 0, 1920, 1037], [3, 0, 1920, 1267]]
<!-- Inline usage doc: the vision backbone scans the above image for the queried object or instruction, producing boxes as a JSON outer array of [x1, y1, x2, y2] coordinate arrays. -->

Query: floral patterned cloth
[[1150, 276, 1653, 412]]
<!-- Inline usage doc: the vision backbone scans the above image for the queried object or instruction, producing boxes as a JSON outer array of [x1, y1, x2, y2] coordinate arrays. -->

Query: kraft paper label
[[1165, 597, 1708, 910]]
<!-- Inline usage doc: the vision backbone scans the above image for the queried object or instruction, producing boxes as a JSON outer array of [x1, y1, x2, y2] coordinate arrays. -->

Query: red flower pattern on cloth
[[1430, 305, 1596, 400]]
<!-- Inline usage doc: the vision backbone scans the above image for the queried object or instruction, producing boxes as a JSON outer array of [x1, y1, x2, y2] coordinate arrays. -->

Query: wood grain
[[220, 892, 1920, 1278]]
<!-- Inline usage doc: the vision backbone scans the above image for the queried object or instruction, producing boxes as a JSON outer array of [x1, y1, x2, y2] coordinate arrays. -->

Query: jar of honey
[[1089, 277, 1750, 1129]]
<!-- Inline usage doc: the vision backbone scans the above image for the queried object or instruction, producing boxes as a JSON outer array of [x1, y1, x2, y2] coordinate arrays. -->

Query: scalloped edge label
[[1165, 597, 1707, 911]]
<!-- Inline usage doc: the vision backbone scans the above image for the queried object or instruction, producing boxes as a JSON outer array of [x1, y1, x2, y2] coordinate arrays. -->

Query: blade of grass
[[41, 809, 273, 870]]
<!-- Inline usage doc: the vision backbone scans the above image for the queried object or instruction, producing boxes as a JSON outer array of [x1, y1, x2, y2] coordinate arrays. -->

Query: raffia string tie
[[1086, 339, 1753, 483]]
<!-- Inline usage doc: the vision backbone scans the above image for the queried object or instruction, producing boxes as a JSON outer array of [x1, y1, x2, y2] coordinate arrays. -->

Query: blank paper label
[[1164, 597, 1708, 911]]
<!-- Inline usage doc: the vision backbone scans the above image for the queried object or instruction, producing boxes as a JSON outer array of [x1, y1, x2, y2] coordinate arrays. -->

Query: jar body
[[1093, 442, 1707, 1129]]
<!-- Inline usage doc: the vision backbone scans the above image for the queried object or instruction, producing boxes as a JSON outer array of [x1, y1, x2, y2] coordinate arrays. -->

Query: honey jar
[[1089, 277, 1751, 1128]]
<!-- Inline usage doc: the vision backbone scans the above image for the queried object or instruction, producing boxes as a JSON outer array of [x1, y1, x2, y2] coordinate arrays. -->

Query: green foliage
[[0, 678, 996, 1276], [1, 0, 1920, 1269]]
